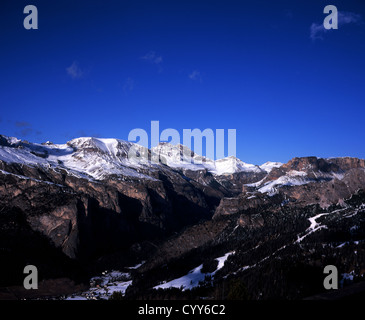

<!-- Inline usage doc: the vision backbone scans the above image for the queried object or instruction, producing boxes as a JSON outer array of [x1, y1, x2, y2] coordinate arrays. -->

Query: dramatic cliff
[[1, 134, 365, 299]]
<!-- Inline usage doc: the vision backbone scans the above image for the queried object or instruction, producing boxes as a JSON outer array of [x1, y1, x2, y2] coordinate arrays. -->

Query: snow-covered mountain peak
[[151, 142, 215, 170], [212, 156, 262, 175], [0, 134, 279, 180], [151, 143, 263, 175], [259, 161, 283, 173], [67, 137, 134, 157]]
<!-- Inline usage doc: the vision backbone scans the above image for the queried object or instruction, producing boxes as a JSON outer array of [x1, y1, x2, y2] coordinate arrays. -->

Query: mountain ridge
[[1, 133, 365, 300], [0, 134, 282, 179]]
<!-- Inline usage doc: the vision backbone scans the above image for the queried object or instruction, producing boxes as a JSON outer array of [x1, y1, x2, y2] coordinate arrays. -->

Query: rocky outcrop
[[2, 134, 365, 292], [0, 158, 224, 264], [213, 192, 282, 218], [138, 218, 231, 272], [213, 157, 365, 219]]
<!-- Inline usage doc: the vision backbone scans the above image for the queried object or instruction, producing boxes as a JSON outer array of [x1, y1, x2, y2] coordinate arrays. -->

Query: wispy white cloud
[[310, 11, 362, 41], [66, 61, 84, 79], [189, 70, 202, 82], [141, 51, 163, 65], [310, 23, 326, 41]]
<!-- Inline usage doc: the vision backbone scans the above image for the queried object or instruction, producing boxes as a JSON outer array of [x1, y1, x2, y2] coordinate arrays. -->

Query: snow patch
[[65, 270, 132, 300], [153, 251, 235, 291], [212, 157, 262, 175], [258, 173, 309, 195], [259, 161, 283, 173]]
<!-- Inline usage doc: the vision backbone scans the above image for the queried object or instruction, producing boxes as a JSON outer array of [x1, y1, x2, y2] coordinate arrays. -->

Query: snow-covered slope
[[213, 156, 262, 175], [259, 161, 283, 173], [151, 142, 216, 171], [258, 170, 309, 195], [252, 169, 346, 196], [0, 134, 277, 180], [153, 251, 234, 291], [0, 136, 156, 181], [58, 137, 156, 180], [151, 143, 264, 175]]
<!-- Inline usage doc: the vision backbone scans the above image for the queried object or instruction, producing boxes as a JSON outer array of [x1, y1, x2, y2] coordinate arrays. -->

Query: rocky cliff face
[[1, 134, 365, 297], [0, 135, 234, 286], [214, 156, 365, 218], [0, 162, 221, 257]]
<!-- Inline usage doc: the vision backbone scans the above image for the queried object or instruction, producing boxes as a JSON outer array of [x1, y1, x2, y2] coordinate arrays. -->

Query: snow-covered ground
[[63, 261, 145, 300], [296, 208, 348, 243], [295, 212, 330, 243], [258, 170, 309, 195], [153, 251, 235, 291], [259, 161, 283, 173], [235, 207, 357, 274], [64, 270, 135, 300]]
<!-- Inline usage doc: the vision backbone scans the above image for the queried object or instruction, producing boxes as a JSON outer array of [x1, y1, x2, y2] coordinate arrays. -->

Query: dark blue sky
[[1, 0, 365, 164]]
